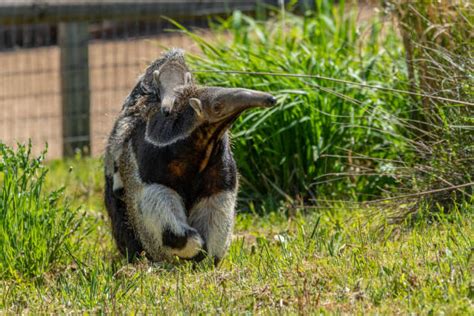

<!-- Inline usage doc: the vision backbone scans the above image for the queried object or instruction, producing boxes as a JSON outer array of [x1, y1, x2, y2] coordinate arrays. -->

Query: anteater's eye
[[213, 103, 224, 113]]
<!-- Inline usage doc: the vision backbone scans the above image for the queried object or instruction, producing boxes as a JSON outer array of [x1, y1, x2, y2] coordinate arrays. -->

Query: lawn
[[0, 156, 472, 314]]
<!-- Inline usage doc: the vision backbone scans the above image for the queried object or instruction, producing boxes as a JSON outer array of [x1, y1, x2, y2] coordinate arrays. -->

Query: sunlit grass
[[178, 1, 411, 205], [0, 143, 87, 280], [1, 156, 472, 313]]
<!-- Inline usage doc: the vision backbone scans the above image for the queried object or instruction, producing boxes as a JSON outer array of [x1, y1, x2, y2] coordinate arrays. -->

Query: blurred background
[[0, 0, 308, 158]]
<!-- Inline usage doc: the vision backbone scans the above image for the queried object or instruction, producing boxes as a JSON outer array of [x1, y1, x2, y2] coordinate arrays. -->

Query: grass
[[178, 0, 411, 205], [181, 0, 473, 215], [0, 155, 472, 313], [384, 0, 474, 214], [1, 1, 473, 313], [0, 143, 87, 280]]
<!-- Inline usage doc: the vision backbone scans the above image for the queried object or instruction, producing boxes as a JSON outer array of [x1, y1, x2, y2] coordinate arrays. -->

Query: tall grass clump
[[381, 0, 473, 219], [0, 142, 86, 279], [177, 0, 410, 207]]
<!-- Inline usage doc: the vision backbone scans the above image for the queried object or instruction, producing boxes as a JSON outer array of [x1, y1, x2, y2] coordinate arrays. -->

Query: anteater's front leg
[[188, 191, 236, 265], [139, 184, 205, 260], [104, 174, 143, 260]]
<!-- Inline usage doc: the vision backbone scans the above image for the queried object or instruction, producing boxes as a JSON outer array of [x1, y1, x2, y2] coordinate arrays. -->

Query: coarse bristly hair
[[104, 48, 276, 264]]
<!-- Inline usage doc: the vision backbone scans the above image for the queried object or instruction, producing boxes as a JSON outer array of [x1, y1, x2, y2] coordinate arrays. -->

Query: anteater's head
[[170, 84, 276, 143], [145, 72, 276, 148], [180, 85, 276, 124]]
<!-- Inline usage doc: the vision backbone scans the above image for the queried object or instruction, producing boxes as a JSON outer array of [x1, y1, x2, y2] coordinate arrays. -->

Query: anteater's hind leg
[[104, 175, 143, 261], [139, 184, 205, 260], [188, 191, 236, 265]]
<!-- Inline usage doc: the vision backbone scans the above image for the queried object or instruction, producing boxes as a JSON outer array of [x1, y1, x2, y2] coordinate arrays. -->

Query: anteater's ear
[[152, 70, 160, 87], [184, 72, 192, 85], [189, 98, 203, 117]]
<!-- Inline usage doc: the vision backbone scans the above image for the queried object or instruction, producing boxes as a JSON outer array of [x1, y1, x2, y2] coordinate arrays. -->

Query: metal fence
[[0, 0, 290, 158]]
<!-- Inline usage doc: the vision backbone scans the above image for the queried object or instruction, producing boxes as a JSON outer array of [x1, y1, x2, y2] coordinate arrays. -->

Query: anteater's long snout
[[198, 86, 277, 123], [234, 89, 276, 108], [268, 95, 277, 106]]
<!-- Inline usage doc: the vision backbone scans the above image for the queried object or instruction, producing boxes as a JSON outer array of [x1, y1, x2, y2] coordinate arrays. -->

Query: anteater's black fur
[[104, 175, 143, 258], [131, 117, 238, 213]]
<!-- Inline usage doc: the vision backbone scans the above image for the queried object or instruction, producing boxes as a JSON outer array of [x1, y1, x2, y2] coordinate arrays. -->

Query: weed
[[0, 142, 87, 280]]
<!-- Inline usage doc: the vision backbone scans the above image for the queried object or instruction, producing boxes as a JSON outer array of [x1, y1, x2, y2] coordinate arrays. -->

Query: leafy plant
[[176, 0, 410, 207], [0, 142, 87, 279]]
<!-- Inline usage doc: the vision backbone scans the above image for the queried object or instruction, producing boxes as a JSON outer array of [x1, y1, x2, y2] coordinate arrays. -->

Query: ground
[[1, 157, 471, 314]]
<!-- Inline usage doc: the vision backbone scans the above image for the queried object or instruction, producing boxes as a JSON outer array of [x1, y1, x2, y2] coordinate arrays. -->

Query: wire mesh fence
[[0, 0, 287, 158]]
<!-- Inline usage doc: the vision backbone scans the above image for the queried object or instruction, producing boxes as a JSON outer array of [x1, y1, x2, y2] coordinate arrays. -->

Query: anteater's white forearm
[[189, 191, 236, 262], [120, 142, 203, 261], [140, 184, 204, 259]]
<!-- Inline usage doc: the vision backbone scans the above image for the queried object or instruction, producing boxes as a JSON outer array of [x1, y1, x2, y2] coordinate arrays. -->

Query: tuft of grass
[[0, 142, 88, 280], [174, 0, 473, 219], [175, 0, 411, 207], [379, 0, 474, 218]]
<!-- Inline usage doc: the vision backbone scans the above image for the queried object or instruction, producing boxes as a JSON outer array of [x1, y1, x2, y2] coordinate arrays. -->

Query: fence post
[[59, 22, 90, 157]]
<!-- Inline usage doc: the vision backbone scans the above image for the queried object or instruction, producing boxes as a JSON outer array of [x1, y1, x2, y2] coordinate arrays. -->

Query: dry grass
[[382, 0, 474, 215]]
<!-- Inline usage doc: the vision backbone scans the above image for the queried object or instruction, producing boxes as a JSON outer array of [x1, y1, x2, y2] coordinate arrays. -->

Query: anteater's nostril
[[266, 96, 277, 106]]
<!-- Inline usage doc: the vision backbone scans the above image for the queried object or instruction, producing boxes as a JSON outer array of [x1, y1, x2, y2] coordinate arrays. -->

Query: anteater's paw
[[176, 229, 205, 259], [163, 227, 204, 259], [189, 249, 207, 263]]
